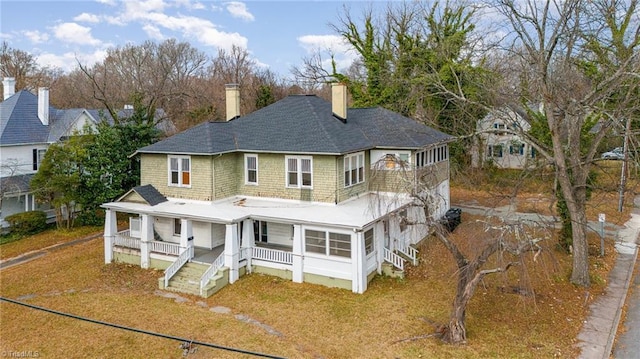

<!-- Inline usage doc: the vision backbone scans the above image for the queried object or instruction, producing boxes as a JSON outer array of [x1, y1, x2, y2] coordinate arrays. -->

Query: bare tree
[[490, 0, 640, 287], [369, 155, 550, 344], [78, 39, 209, 128]]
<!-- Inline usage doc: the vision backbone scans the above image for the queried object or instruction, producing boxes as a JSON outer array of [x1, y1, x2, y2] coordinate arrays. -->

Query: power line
[[1, 296, 287, 359]]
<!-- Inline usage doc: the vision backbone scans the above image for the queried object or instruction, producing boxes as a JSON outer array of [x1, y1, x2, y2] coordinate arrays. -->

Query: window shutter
[[33, 149, 38, 170]]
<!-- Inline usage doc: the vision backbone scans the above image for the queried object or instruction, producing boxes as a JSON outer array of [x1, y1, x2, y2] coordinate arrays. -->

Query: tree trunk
[[443, 313, 467, 344], [568, 200, 590, 286]]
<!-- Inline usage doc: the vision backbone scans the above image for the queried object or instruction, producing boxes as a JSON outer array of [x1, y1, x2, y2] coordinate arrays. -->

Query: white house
[[472, 105, 541, 169]]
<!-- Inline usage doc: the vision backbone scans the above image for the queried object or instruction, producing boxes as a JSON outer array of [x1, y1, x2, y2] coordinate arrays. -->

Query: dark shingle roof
[[0, 173, 34, 195], [1, 90, 176, 146], [0, 91, 51, 145], [138, 95, 452, 155], [132, 184, 168, 206]]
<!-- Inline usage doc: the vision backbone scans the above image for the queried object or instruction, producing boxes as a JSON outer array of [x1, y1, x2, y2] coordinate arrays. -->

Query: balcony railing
[[252, 247, 293, 265]]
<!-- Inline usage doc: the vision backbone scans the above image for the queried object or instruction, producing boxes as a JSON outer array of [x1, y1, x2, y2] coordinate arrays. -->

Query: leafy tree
[[31, 135, 90, 229], [77, 95, 161, 224], [296, 1, 491, 169]]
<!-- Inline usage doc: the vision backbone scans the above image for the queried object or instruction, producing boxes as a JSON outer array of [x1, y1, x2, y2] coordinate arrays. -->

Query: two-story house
[[471, 105, 540, 169], [102, 83, 454, 297], [0, 77, 175, 227], [0, 78, 107, 226]]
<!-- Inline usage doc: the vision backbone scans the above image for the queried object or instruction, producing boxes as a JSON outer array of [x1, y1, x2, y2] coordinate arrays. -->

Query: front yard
[[0, 210, 618, 359]]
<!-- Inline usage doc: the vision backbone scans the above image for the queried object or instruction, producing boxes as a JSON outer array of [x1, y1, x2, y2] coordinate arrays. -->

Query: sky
[[0, 0, 382, 80]]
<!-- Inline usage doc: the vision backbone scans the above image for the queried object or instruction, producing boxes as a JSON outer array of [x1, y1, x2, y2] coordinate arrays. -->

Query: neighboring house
[[472, 105, 539, 169], [0, 77, 175, 227], [102, 83, 454, 297]]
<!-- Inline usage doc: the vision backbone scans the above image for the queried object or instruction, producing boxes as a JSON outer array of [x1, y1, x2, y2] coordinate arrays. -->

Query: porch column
[[351, 230, 367, 294], [179, 218, 194, 255], [374, 221, 385, 274], [241, 219, 254, 273], [140, 214, 153, 269], [224, 223, 239, 283], [103, 209, 117, 264], [292, 224, 303, 283]]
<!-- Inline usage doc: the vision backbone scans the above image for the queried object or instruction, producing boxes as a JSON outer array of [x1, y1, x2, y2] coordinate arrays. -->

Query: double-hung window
[[305, 229, 351, 258], [286, 156, 312, 188], [245, 154, 258, 185], [344, 152, 365, 187], [169, 156, 191, 187]]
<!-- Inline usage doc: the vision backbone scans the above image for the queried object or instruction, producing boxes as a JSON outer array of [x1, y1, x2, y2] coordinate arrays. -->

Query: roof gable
[[117, 184, 168, 206]]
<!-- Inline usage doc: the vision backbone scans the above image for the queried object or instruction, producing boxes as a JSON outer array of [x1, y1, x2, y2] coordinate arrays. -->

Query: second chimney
[[225, 84, 240, 121], [332, 82, 347, 121], [38, 87, 49, 126], [3, 77, 16, 100]]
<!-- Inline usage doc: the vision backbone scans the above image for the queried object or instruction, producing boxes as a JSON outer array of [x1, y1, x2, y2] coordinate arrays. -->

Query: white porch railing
[[395, 239, 418, 266], [384, 248, 404, 271], [252, 247, 293, 265], [150, 241, 181, 256], [114, 232, 141, 250], [164, 246, 193, 288], [199, 253, 225, 296]]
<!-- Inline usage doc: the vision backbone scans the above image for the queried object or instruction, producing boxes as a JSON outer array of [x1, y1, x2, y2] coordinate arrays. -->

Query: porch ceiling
[[102, 192, 412, 230]]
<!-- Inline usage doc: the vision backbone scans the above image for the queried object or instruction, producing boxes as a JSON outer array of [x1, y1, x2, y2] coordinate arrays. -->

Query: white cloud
[[297, 34, 351, 54], [142, 24, 165, 40], [96, 0, 117, 5], [74, 13, 101, 23], [23, 30, 49, 44], [297, 34, 357, 73], [225, 2, 254, 22], [52, 22, 102, 46], [36, 48, 107, 71]]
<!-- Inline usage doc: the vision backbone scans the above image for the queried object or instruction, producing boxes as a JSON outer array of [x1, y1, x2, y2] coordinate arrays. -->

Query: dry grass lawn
[[0, 226, 103, 260], [0, 210, 618, 359]]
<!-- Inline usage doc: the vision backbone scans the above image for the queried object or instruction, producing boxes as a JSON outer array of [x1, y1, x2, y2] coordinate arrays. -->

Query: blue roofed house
[[0, 77, 174, 227], [102, 83, 454, 296], [0, 78, 105, 226]]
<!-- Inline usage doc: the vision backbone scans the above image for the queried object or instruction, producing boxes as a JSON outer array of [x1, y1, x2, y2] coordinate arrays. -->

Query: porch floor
[[192, 245, 224, 264]]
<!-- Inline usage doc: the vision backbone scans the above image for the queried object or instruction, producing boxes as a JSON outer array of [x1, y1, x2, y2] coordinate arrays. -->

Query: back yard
[[0, 210, 622, 359]]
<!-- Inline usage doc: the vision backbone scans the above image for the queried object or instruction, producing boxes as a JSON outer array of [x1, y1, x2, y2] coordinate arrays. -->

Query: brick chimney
[[331, 82, 347, 121], [3, 77, 16, 100], [38, 87, 49, 126], [225, 83, 240, 121]]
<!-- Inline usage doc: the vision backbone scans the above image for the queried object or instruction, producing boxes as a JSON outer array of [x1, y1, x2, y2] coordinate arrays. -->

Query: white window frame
[[304, 227, 352, 259], [364, 228, 374, 255], [168, 155, 191, 188], [285, 156, 313, 189], [173, 218, 182, 237], [245, 154, 258, 185], [344, 152, 365, 187]]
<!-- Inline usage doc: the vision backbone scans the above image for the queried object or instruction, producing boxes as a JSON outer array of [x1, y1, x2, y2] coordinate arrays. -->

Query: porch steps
[[164, 262, 209, 296]]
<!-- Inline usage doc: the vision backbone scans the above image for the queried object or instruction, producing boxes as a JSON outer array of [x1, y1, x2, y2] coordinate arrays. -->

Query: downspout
[[335, 156, 339, 204]]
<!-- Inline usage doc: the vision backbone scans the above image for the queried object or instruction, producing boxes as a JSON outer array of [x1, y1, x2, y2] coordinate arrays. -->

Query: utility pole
[[618, 116, 631, 212]]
